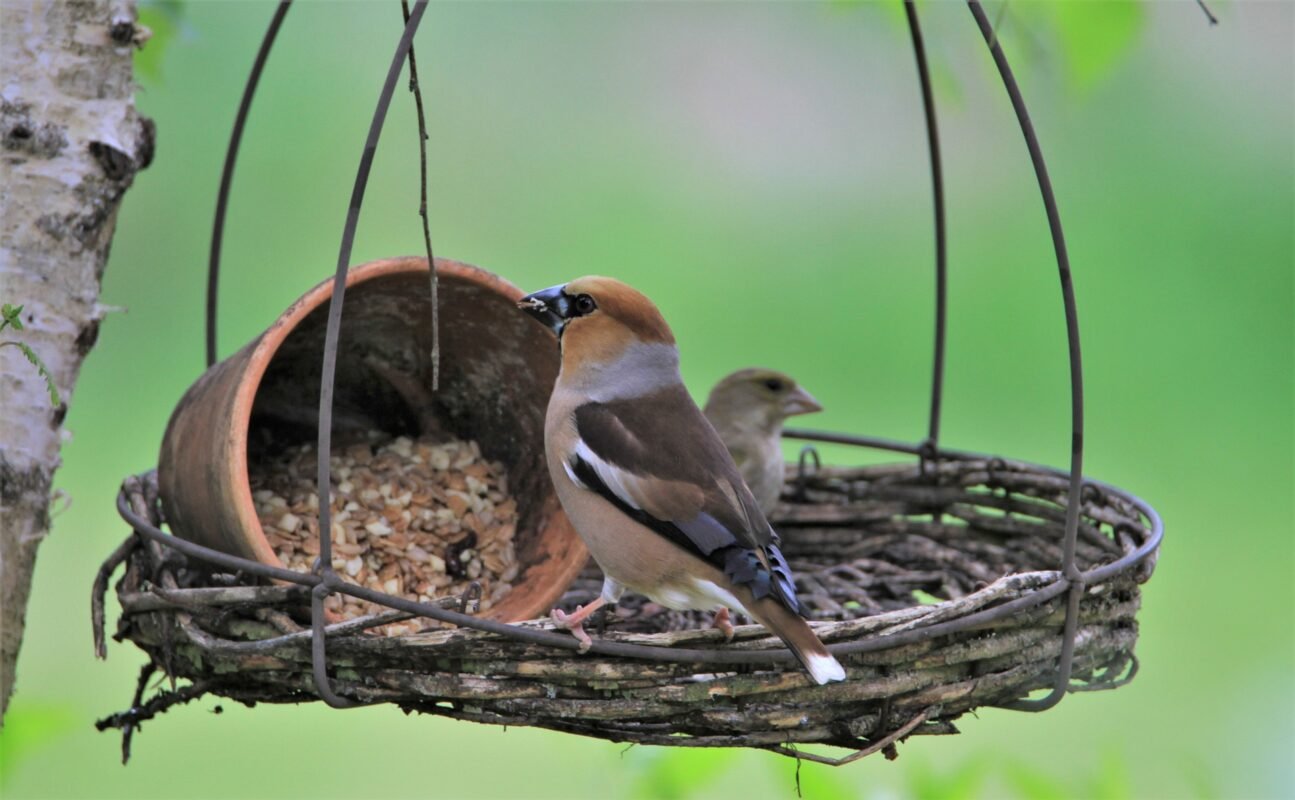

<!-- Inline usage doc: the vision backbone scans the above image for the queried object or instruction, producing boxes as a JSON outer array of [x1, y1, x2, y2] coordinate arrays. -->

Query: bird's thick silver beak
[[518, 284, 568, 335], [782, 386, 823, 417]]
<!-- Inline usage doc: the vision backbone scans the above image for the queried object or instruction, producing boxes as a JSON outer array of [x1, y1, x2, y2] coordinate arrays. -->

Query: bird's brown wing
[[570, 386, 800, 612]]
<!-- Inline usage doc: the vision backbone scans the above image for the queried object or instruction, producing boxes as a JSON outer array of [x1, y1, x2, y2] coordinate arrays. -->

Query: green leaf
[[1091, 749, 1134, 800], [1, 303, 23, 331], [136, 1, 186, 84], [911, 589, 943, 606], [790, 758, 857, 800], [825, 0, 906, 31], [1053, 1, 1144, 92], [0, 701, 79, 787], [906, 755, 988, 800], [629, 747, 739, 800], [1000, 760, 1070, 800], [1, 340, 61, 406]]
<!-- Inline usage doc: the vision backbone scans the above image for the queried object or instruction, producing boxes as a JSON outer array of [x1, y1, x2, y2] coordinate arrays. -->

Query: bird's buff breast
[[546, 448, 742, 613], [544, 385, 742, 613]]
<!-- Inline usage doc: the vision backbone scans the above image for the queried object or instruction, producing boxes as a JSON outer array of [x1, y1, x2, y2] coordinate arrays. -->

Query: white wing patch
[[573, 438, 643, 510], [562, 458, 588, 490]]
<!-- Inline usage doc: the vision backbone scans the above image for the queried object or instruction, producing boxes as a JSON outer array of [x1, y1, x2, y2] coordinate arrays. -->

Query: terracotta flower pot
[[157, 256, 586, 622]]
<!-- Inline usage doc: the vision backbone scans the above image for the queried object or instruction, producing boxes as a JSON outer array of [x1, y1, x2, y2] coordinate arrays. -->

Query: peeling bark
[[0, 0, 151, 724]]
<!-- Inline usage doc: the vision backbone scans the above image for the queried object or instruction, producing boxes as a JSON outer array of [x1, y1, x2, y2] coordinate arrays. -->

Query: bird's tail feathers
[[747, 597, 846, 685]]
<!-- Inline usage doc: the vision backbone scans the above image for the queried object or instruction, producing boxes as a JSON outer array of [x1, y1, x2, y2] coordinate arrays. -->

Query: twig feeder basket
[[94, 0, 1164, 766]]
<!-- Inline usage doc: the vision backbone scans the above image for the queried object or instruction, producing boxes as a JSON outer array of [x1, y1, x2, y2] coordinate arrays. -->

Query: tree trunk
[[0, 0, 152, 724]]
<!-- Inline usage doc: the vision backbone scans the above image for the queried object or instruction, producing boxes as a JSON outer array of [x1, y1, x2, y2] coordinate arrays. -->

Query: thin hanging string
[[206, 1, 291, 368], [401, 0, 440, 391], [1195, 0, 1219, 25], [311, 0, 430, 708]]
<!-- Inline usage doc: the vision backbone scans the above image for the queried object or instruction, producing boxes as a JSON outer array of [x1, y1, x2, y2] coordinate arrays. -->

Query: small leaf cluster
[[1, 303, 61, 407]]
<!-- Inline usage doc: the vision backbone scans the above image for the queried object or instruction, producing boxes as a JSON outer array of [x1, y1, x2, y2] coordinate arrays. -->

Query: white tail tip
[[807, 652, 847, 685]]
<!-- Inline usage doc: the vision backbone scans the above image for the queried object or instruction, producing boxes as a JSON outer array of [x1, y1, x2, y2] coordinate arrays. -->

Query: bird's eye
[[763, 378, 785, 392], [573, 294, 597, 316]]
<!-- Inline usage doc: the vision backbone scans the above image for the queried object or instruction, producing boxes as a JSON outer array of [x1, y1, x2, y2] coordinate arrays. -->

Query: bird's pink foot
[[550, 597, 606, 654], [712, 606, 736, 642]]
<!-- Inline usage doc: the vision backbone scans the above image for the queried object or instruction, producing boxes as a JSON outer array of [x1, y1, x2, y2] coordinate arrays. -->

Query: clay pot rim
[[228, 256, 526, 571]]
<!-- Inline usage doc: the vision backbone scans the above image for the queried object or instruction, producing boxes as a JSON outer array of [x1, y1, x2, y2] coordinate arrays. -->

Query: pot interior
[[246, 266, 569, 618]]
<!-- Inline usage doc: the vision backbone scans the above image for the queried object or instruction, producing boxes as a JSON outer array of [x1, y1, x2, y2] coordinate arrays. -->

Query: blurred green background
[[2, 1, 1291, 798]]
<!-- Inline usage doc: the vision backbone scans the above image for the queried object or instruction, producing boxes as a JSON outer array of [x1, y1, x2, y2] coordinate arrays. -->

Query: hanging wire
[[170, 0, 1152, 715], [902, 0, 948, 471], [309, 0, 431, 708], [206, 1, 292, 368], [966, 0, 1084, 712]]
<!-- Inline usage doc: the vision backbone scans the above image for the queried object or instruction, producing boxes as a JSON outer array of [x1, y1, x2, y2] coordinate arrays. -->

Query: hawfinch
[[519, 277, 846, 685], [703, 368, 822, 514]]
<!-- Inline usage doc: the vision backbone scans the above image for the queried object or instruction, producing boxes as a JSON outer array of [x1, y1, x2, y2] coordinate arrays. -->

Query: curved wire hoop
[[903, 0, 949, 467], [206, 0, 291, 367], [307, 0, 431, 708], [965, 0, 1085, 711], [173, 0, 1142, 719]]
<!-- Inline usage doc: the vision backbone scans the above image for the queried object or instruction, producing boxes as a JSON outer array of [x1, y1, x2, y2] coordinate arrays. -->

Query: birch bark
[[0, 0, 152, 723]]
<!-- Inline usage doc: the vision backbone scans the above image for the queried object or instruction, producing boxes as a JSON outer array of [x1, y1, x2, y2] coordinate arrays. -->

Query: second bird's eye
[[573, 294, 597, 315], [763, 378, 785, 392]]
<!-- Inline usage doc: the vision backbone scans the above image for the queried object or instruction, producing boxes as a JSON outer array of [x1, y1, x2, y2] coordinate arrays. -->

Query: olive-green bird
[[703, 368, 822, 514]]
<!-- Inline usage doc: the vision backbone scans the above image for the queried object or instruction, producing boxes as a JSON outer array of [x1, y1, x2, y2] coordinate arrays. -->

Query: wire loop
[[183, 1, 1146, 723]]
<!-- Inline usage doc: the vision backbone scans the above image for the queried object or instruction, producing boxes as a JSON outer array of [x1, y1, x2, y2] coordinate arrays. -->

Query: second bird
[[704, 368, 822, 514], [518, 276, 846, 685]]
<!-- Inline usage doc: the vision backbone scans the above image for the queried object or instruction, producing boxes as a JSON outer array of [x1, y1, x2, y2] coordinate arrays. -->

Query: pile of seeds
[[250, 434, 519, 636]]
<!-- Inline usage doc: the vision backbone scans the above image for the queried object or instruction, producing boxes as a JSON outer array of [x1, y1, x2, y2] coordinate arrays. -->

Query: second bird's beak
[[518, 284, 569, 336], [782, 386, 823, 417]]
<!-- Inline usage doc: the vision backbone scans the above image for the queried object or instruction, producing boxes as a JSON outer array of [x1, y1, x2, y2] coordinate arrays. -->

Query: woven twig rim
[[99, 457, 1156, 762]]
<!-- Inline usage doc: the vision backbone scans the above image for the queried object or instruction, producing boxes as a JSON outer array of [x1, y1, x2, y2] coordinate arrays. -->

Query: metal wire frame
[[206, 0, 291, 368], [965, 0, 1085, 712], [168, 0, 1150, 715], [304, 0, 432, 708], [903, 0, 948, 470], [803, 0, 1087, 713]]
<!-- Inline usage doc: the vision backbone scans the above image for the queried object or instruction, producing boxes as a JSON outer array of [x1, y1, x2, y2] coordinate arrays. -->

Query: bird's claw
[[551, 605, 594, 653], [712, 607, 736, 642]]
